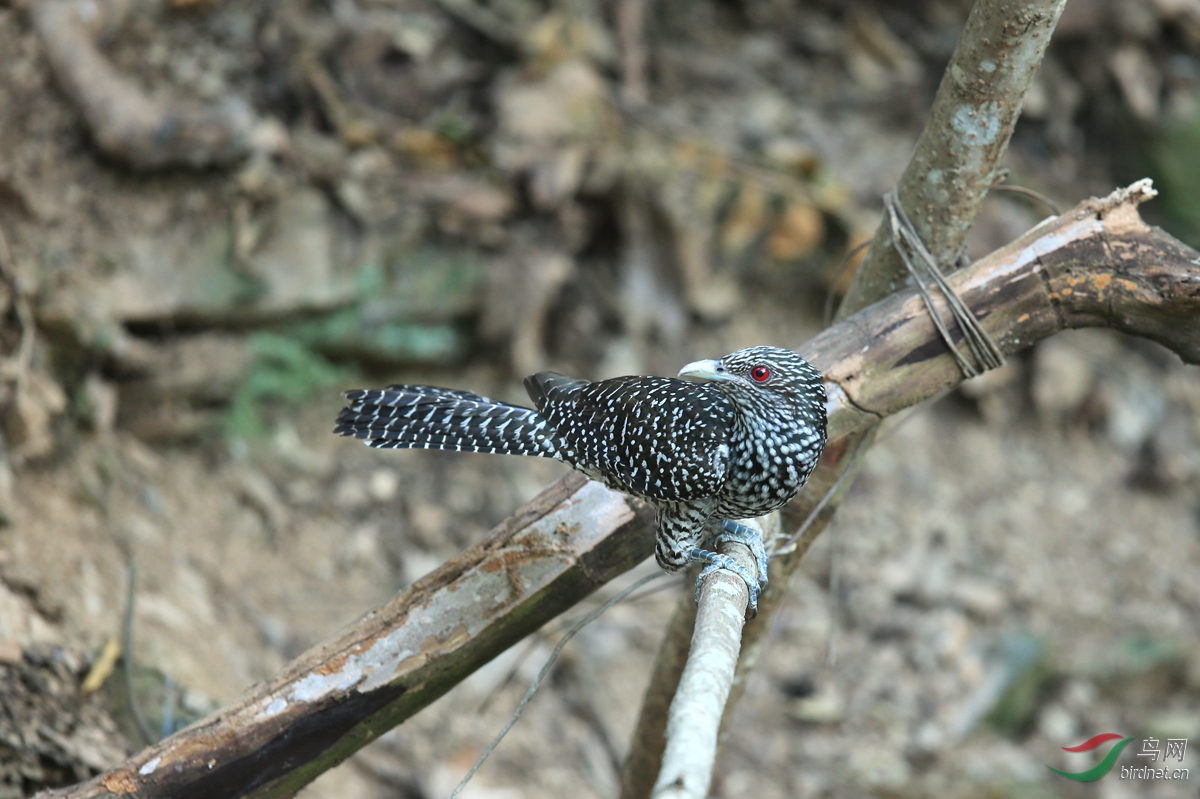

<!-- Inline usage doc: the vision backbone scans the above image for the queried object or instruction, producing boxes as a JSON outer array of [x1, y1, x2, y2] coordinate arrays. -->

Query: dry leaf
[[768, 201, 824, 261]]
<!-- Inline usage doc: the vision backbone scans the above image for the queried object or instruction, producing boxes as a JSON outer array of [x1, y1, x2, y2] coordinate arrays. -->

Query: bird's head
[[678, 346, 827, 414]]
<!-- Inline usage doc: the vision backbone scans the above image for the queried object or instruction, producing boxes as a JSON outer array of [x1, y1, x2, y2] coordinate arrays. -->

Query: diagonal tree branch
[[842, 0, 1069, 309], [36, 179, 1200, 799], [650, 513, 778, 799], [38, 474, 655, 798], [651, 538, 756, 799]]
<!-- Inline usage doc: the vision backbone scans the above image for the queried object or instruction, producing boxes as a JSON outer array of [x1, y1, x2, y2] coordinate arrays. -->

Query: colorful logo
[[1046, 733, 1135, 782], [1047, 733, 1190, 781]]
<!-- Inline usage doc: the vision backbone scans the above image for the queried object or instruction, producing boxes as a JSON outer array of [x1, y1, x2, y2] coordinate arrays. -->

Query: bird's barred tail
[[334, 385, 560, 457]]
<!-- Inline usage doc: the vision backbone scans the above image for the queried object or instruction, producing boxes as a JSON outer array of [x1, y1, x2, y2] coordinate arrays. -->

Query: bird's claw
[[714, 520, 770, 593], [690, 550, 760, 617], [688, 521, 769, 619]]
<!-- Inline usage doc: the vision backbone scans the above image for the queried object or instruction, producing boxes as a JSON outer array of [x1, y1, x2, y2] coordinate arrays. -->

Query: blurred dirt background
[[0, 0, 1199, 796]]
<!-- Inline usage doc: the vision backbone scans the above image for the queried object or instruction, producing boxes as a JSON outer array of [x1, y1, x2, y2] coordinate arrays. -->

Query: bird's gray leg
[[688, 520, 768, 617], [656, 504, 762, 617], [711, 520, 769, 590], [687, 546, 761, 617]]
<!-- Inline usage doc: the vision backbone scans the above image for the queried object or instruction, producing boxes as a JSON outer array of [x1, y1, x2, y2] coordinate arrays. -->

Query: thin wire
[[883, 189, 1006, 378], [823, 239, 872, 328], [449, 571, 666, 799], [886, 197, 977, 377], [625, 574, 686, 604], [897, 191, 1005, 372]]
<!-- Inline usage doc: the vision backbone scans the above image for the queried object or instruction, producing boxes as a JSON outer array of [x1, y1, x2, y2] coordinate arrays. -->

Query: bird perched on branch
[[334, 346, 827, 613]]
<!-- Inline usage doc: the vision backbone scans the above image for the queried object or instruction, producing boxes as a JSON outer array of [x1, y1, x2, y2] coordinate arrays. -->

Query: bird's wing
[[545, 376, 734, 501], [523, 372, 590, 409]]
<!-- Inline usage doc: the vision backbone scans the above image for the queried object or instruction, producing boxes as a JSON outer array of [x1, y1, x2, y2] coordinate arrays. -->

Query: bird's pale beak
[[678, 359, 733, 382]]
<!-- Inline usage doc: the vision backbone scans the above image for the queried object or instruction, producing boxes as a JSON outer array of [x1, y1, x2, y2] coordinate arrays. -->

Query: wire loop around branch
[[883, 189, 1006, 378]]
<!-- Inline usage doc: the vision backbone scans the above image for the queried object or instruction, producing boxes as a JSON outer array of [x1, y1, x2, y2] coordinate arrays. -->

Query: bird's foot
[[714, 520, 770, 593], [688, 548, 760, 617], [688, 521, 769, 619]]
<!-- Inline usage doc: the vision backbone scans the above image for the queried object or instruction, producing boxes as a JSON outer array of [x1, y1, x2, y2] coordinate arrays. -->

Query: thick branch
[[40, 474, 656, 799], [39, 182, 1200, 799], [818, 182, 1199, 427], [843, 0, 1067, 310]]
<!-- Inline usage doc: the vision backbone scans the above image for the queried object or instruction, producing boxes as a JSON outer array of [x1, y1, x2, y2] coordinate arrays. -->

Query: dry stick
[[625, 575, 687, 604], [651, 536, 758, 799], [816, 385, 953, 670], [36, 181, 1200, 799], [824, 516, 842, 669], [651, 423, 863, 796], [822, 239, 872, 329], [122, 558, 156, 747], [428, 0, 522, 49], [773, 433, 871, 557], [0, 225, 36, 391], [473, 637, 542, 717], [620, 2, 1070, 793], [616, 0, 649, 107]]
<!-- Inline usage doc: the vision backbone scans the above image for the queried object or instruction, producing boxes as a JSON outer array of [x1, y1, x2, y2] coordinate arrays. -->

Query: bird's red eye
[[751, 365, 770, 382]]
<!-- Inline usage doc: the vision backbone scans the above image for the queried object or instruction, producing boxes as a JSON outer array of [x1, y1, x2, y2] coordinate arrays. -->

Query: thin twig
[[474, 637, 541, 717], [474, 571, 675, 716], [823, 239, 872, 329], [617, 0, 649, 107], [0, 225, 34, 392], [825, 520, 841, 668], [990, 183, 1062, 216], [625, 575, 686, 604], [122, 557, 155, 747], [428, 0, 521, 48], [616, 103, 819, 203]]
